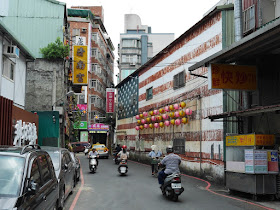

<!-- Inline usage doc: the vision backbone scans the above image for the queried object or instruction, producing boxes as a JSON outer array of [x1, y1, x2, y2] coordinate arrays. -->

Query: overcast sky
[[62, 0, 220, 77]]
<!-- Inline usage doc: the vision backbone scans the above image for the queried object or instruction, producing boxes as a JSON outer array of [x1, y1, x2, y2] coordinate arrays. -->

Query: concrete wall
[[25, 59, 65, 112]]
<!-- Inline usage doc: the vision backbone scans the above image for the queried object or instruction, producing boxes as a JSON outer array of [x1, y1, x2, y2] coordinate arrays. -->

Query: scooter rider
[[118, 145, 129, 161], [88, 148, 99, 165], [158, 145, 181, 187]]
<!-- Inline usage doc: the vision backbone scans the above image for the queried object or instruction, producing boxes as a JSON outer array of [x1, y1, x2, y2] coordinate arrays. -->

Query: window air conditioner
[[130, 62, 136, 66], [81, 28, 87, 33], [4, 45, 20, 58]]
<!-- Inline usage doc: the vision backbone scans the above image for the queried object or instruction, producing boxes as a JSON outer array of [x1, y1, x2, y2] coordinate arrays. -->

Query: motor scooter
[[160, 168, 184, 201], [118, 159, 128, 175], [89, 155, 98, 173]]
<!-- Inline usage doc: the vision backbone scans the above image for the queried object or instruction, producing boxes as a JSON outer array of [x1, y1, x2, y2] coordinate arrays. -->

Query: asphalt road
[[64, 154, 279, 210]]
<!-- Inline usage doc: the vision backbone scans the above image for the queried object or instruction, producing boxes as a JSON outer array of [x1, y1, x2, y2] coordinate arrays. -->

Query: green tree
[[40, 37, 69, 60]]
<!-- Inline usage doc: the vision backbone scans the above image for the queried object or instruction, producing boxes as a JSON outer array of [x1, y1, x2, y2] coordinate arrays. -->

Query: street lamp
[[52, 90, 75, 111]]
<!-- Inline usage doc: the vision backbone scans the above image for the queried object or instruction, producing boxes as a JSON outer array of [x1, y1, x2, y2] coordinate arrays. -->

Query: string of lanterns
[[135, 102, 193, 130]]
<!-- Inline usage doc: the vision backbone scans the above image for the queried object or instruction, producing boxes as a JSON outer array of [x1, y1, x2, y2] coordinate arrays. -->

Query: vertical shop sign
[[106, 88, 115, 113], [73, 45, 88, 85]]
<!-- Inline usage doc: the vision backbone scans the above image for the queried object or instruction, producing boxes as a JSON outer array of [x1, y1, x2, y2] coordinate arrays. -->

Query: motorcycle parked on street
[[160, 172, 184, 201], [118, 159, 128, 175], [89, 155, 98, 173]]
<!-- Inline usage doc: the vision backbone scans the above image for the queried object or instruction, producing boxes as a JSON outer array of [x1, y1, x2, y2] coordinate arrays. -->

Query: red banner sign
[[106, 88, 115, 113]]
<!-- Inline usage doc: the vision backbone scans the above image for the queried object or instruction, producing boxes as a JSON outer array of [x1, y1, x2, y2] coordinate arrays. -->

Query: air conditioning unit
[[81, 28, 87, 33], [4, 45, 20, 58], [130, 62, 136, 66]]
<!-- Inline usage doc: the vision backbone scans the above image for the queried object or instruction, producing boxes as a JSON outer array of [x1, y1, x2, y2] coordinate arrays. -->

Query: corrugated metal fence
[[0, 96, 13, 145]]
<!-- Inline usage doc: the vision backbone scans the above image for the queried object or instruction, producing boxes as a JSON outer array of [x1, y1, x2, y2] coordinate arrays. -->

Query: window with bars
[[91, 48, 97, 58], [146, 87, 153, 101], [72, 28, 80, 36], [173, 139, 185, 154], [243, 5, 255, 33], [173, 70, 186, 90], [90, 79, 96, 89]]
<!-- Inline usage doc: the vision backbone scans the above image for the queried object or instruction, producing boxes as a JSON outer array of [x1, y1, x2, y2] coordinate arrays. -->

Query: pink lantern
[[154, 110, 159, 115], [136, 115, 140, 119], [141, 119, 146, 124], [174, 104, 179, 110], [162, 114, 168, 120], [164, 106, 169, 112], [144, 124, 149, 129], [175, 119, 181, 126], [185, 109, 193, 116], [143, 112, 148, 117], [154, 123, 159, 128], [174, 111, 180, 118], [151, 116, 156, 122], [135, 126, 140, 130], [164, 120, 170, 127]]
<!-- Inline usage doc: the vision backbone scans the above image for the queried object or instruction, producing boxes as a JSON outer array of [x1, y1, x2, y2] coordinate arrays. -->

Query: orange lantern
[[139, 125, 144, 130], [157, 115, 163, 121]]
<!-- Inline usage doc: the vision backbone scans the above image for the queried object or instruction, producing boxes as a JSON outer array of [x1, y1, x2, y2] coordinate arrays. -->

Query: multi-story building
[[118, 14, 174, 81], [68, 6, 115, 144]]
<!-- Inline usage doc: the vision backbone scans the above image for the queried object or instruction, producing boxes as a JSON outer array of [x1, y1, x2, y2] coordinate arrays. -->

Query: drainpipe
[[198, 95, 202, 175], [234, 0, 243, 42]]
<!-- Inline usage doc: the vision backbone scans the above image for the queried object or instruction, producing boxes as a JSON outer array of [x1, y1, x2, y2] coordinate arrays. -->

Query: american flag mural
[[116, 9, 236, 181]]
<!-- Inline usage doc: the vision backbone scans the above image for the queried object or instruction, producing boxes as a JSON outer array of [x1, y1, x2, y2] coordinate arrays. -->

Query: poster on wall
[[73, 45, 88, 85], [80, 131, 88, 142], [245, 149, 268, 174]]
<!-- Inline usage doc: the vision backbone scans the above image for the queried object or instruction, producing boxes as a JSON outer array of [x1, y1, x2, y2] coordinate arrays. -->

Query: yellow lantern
[[169, 105, 174, 111], [182, 117, 188, 124], [180, 101, 186, 108], [139, 113, 144, 118], [146, 117, 151, 123], [149, 111, 154, 116], [170, 119, 175, 125], [159, 108, 165, 113], [179, 110, 186, 117], [149, 123, 154, 129], [157, 115, 163, 121], [137, 120, 141, 124], [139, 125, 144, 130], [159, 122, 164, 127], [169, 112, 175, 118]]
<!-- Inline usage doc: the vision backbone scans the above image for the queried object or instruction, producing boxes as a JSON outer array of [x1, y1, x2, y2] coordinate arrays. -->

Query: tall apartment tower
[[68, 6, 115, 143], [118, 14, 174, 81]]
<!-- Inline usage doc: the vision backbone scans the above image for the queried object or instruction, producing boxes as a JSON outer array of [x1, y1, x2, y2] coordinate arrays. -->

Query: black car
[[41, 146, 75, 209], [0, 145, 59, 209], [70, 152, 80, 186]]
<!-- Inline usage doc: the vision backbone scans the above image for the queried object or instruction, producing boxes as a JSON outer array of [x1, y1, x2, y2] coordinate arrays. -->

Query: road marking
[[129, 159, 275, 210], [69, 160, 84, 210]]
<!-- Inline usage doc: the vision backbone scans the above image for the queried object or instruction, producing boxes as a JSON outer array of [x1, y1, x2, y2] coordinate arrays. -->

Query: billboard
[[106, 88, 115, 113], [208, 63, 257, 90], [73, 45, 88, 85]]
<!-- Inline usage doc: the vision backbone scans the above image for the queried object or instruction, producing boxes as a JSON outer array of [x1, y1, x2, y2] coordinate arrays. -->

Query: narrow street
[[64, 154, 279, 210]]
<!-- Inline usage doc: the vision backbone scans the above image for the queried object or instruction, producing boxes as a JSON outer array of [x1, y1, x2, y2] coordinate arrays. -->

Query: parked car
[[71, 142, 90, 153], [70, 152, 80, 187], [0, 145, 59, 209], [91, 143, 109, 159], [41, 146, 75, 209]]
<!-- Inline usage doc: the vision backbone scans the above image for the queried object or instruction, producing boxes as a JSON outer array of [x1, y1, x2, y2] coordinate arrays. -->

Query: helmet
[[166, 145, 173, 153], [122, 145, 127, 149]]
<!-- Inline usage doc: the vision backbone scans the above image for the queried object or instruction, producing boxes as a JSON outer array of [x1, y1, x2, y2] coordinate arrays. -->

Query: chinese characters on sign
[[226, 134, 275, 146], [73, 45, 88, 85], [106, 88, 115, 113], [208, 63, 257, 90]]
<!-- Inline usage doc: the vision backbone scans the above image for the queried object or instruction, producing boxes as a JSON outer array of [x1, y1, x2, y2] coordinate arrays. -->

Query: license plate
[[120, 167, 126, 173], [171, 183, 181, 189]]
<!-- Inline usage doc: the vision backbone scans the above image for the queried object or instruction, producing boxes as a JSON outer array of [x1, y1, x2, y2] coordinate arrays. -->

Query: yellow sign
[[73, 45, 88, 85], [209, 63, 257, 90], [226, 134, 275, 146]]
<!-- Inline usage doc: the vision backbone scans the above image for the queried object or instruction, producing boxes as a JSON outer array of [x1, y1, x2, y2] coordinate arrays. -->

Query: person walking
[[148, 145, 162, 176]]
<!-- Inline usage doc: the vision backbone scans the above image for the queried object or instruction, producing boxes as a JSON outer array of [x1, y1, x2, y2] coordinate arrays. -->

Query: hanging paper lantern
[[179, 110, 186, 117], [170, 119, 175, 125], [159, 122, 164, 127], [169, 112, 175, 118], [149, 123, 154, 129], [154, 110, 159, 115], [146, 118, 151, 123], [137, 120, 141, 124], [180, 101, 186, 108], [139, 125, 144, 130], [169, 105, 174, 111], [159, 108, 165, 114], [136, 115, 140, 119], [143, 112, 148, 117], [174, 104, 179, 110], [182, 117, 188, 124], [141, 119, 146, 124], [139, 113, 144, 118], [135, 126, 140, 130], [164, 120, 170, 127], [154, 123, 159, 128], [185, 109, 193, 116], [151, 116, 156, 122], [149, 111, 154, 116], [157, 115, 163, 121], [144, 124, 149, 129], [162, 114, 168, 120], [174, 111, 180, 118], [175, 119, 181, 126], [164, 106, 169, 112]]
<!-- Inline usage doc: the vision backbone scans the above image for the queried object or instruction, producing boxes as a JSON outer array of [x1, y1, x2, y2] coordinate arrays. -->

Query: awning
[[189, 17, 280, 71], [208, 104, 280, 121]]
